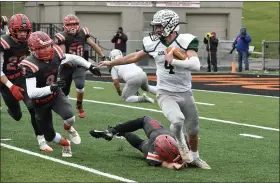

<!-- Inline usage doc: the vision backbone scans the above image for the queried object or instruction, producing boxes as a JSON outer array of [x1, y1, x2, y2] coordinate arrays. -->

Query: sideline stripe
[[69, 97, 279, 132], [1, 143, 137, 183]]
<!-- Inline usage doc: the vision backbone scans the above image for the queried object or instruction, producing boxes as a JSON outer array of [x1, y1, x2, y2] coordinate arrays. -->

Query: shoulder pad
[[19, 59, 39, 73], [176, 34, 196, 50], [54, 32, 66, 43], [0, 36, 11, 50], [82, 27, 90, 36], [53, 45, 66, 59], [142, 36, 160, 53]]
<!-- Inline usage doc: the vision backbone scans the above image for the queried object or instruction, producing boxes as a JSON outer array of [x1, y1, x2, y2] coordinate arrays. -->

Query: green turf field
[[1, 81, 279, 182]]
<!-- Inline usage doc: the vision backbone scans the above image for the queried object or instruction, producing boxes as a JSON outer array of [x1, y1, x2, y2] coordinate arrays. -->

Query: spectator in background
[[111, 27, 128, 56], [83, 43, 89, 61], [232, 27, 251, 72], [203, 31, 219, 72], [0, 16, 9, 35]]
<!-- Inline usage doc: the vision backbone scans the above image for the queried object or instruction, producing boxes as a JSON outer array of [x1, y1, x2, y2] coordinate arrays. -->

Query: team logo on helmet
[[154, 134, 180, 162], [8, 14, 32, 42], [28, 31, 54, 61], [149, 9, 185, 41], [63, 14, 80, 35]]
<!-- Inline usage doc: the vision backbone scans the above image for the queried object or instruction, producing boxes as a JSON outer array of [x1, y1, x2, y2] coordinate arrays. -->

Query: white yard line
[[88, 80, 279, 99], [239, 134, 264, 139], [1, 143, 136, 183], [86, 81, 215, 106], [1, 139, 12, 141], [69, 97, 279, 132]]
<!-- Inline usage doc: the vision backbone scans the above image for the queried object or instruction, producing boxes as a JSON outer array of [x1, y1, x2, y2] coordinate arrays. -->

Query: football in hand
[[166, 47, 188, 60]]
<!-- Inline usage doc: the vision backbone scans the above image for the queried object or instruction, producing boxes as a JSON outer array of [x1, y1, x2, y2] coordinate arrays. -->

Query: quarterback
[[99, 9, 210, 169]]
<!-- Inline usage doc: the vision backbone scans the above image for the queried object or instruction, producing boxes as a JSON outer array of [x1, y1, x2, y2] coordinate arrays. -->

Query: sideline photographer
[[111, 27, 128, 56], [203, 31, 219, 72]]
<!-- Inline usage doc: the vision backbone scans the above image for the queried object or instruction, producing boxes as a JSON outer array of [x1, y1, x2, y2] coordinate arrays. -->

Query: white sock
[[191, 151, 199, 159], [126, 96, 144, 103]]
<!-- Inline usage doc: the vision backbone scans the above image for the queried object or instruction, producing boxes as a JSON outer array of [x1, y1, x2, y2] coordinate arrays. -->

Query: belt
[[7, 72, 22, 80], [35, 92, 57, 104]]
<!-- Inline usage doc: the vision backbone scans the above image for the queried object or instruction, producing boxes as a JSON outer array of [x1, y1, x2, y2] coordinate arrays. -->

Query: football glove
[[89, 65, 101, 77], [10, 85, 24, 101], [50, 80, 65, 92]]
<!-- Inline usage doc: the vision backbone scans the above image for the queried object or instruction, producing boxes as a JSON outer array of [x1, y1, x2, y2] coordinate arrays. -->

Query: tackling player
[[54, 14, 106, 118], [109, 49, 157, 103], [20, 31, 102, 157], [90, 116, 187, 170], [0, 14, 52, 152], [98, 9, 210, 169]]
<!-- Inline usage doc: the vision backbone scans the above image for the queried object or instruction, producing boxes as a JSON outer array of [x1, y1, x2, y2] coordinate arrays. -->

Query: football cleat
[[142, 93, 154, 103], [62, 141, 72, 157], [67, 126, 81, 144], [37, 135, 53, 152], [178, 146, 193, 163], [89, 129, 114, 141], [190, 157, 211, 169]]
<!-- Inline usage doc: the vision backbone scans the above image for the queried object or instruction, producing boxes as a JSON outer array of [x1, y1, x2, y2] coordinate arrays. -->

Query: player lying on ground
[[109, 49, 157, 103], [90, 116, 189, 170], [55, 14, 106, 118], [98, 9, 210, 169], [0, 14, 52, 152], [20, 31, 101, 157]]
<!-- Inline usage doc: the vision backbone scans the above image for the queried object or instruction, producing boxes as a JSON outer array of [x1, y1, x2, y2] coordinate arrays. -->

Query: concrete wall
[[24, 1, 242, 40]]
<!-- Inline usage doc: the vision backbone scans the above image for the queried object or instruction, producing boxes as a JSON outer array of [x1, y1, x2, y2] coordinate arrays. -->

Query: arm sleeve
[[61, 54, 91, 68], [172, 56, 201, 71], [203, 37, 208, 44], [26, 77, 52, 99], [110, 67, 119, 80], [0, 52, 5, 76]]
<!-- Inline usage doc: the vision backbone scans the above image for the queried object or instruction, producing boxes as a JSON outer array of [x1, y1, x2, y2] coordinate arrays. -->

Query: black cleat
[[89, 130, 114, 141]]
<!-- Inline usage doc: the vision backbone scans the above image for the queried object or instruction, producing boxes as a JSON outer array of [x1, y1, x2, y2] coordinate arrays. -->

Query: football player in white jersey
[[99, 9, 210, 169], [109, 49, 157, 103]]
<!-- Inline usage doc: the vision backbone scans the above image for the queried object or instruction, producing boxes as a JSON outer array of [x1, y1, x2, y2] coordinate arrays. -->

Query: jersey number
[[46, 75, 55, 86], [7, 56, 25, 71], [69, 45, 83, 56], [164, 61, 175, 74]]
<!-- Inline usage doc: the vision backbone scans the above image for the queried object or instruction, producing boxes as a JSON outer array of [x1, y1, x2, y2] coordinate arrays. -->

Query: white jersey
[[111, 63, 143, 81], [143, 33, 198, 92]]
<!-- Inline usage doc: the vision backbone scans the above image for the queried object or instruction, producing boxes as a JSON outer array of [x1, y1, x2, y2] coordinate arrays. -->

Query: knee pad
[[186, 120, 199, 136], [75, 79, 85, 90], [76, 88, 84, 93], [45, 130, 56, 142], [64, 116, 75, 127]]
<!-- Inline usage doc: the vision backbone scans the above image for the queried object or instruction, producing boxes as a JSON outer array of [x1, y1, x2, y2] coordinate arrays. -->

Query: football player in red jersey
[[0, 14, 53, 152], [90, 116, 189, 170], [55, 14, 106, 118], [20, 31, 101, 157]]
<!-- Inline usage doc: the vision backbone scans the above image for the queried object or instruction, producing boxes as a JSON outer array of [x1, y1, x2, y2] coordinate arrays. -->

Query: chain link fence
[[262, 41, 280, 70]]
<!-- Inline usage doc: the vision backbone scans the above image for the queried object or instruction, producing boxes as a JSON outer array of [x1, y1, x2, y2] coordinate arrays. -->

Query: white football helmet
[[109, 49, 123, 61], [150, 9, 181, 41]]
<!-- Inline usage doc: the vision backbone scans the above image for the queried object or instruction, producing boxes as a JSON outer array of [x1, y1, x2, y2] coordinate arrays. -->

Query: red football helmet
[[63, 14, 80, 35], [28, 31, 54, 61], [154, 134, 180, 162], [8, 14, 32, 42]]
